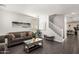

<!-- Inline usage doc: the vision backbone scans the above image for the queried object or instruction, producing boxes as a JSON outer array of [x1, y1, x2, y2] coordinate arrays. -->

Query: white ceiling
[[1, 4, 79, 17]]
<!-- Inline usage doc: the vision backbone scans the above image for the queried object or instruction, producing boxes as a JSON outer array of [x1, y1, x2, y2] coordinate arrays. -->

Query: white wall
[[38, 15, 54, 36], [67, 15, 79, 22], [0, 9, 37, 35], [39, 15, 47, 30], [64, 16, 67, 39]]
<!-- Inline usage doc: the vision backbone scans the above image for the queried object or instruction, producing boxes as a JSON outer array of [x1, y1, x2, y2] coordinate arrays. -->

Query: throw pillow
[[28, 32, 32, 37], [10, 34, 15, 40], [20, 32, 26, 38]]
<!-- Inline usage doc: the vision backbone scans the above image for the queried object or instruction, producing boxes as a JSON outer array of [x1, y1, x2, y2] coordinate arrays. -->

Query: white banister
[[49, 21, 63, 38]]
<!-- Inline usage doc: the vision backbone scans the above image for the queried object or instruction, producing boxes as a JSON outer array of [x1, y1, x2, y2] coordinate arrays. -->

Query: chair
[[0, 35, 8, 54]]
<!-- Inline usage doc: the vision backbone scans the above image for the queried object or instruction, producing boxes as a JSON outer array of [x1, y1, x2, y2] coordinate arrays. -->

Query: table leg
[[4, 44, 7, 54], [41, 41, 43, 47], [24, 45, 30, 53], [26, 48, 30, 53]]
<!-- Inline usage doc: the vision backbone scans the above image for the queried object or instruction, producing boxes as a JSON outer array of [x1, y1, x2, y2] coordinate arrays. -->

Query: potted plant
[[32, 33, 36, 42], [35, 29, 42, 38]]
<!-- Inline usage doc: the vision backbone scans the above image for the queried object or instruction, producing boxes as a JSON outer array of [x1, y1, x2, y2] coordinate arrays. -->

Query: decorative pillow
[[20, 32, 26, 38], [26, 32, 28, 36], [28, 32, 32, 37], [10, 34, 15, 40]]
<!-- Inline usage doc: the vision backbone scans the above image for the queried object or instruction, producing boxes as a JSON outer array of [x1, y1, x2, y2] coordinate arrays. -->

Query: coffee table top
[[24, 38, 43, 45]]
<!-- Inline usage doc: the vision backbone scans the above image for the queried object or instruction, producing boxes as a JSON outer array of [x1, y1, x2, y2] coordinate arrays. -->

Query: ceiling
[[1, 4, 79, 17]]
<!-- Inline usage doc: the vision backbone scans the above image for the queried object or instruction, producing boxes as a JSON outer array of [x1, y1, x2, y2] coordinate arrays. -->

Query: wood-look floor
[[7, 35, 79, 54], [63, 35, 79, 54]]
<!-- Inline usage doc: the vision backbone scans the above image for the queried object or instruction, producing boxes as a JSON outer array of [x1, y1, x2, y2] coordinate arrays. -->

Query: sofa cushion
[[11, 38, 23, 42], [28, 32, 32, 37], [13, 33, 20, 38], [20, 32, 26, 38], [26, 32, 28, 36], [8, 34, 16, 40], [11, 34, 15, 38], [7, 34, 13, 41]]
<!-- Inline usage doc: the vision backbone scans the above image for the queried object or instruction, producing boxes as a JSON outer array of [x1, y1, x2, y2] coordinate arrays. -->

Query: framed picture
[[12, 21, 31, 28]]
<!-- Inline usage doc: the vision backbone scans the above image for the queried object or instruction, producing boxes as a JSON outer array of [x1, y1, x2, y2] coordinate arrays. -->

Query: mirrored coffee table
[[23, 38, 43, 53]]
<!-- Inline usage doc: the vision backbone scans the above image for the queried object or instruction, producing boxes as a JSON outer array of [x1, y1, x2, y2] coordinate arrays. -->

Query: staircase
[[48, 15, 64, 42]]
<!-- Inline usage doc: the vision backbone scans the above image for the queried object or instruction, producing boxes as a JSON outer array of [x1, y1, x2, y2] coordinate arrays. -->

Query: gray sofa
[[7, 31, 33, 47]]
